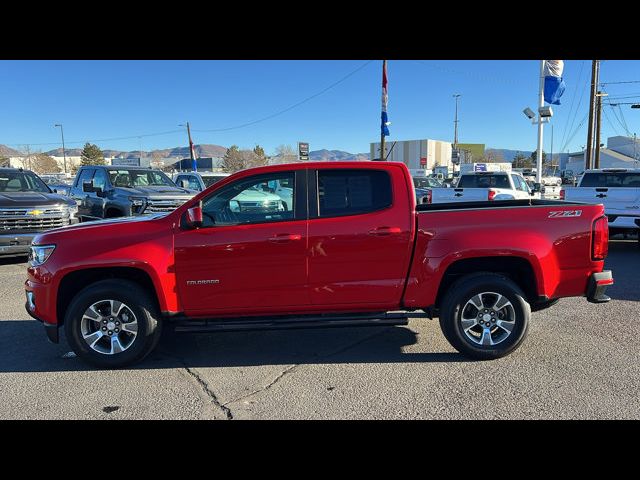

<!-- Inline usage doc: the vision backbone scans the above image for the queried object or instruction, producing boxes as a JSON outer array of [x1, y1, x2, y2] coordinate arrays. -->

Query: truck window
[[178, 175, 201, 191], [201, 172, 295, 227], [0, 171, 50, 193], [458, 174, 510, 189], [511, 174, 527, 191], [93, 169, 108, 191], [317, 169, 392, 217], [202, 175, 228, 188], [580, 172, 640, 187], [75, 169, 95, 188]]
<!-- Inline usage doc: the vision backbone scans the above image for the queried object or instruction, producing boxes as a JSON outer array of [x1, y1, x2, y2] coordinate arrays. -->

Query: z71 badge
[[548, 210, 582, 218]]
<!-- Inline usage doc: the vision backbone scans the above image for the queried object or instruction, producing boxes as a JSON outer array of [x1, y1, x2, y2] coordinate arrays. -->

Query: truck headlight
[[29, 245, 56, 266], [129, 197, 147, 214], [67, 204, 79, 218]]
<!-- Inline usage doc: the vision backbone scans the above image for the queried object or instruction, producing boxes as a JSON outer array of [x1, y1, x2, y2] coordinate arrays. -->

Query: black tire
[[530, 298, 559, 312], [64, 279, 162, 368], [439, 273, 531, 360]]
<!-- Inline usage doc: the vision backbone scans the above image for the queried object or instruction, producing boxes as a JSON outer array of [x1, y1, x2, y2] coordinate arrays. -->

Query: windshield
[[108, 169, 175, 188], [580, 172, 640, 188], [458, 174, 511, 188], [202, 175, 229, 188], [0, 171, 51, 193], [413, 177, 441, 188]]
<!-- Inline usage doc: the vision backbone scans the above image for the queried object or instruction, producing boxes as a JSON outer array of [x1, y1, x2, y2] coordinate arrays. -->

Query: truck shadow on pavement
[[603, 240, 640, 302], [0, 320, 470, 373]]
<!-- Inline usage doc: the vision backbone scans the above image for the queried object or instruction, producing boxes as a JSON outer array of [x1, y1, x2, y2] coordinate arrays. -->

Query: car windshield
[[202, 175, 229, 188], [108, 169, 175, 188], [0, 171, 50, 193], [413, 177, 441, 188]]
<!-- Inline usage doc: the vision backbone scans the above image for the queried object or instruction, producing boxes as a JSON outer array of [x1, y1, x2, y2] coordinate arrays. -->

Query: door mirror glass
[[186, 204, 203, 228], [179, 179, 190, 189], [82, 181, 94, 193]]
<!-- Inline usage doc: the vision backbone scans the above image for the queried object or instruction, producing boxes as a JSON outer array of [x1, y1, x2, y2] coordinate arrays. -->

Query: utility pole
[[453, 94, 461, 161], [535, 60, 545, 185], [550, 124, 554, 174], [594, 91, 605, 169], [54, 124, 67, 174], [179, 122, 196, 171], [585, 60, 599, 170]]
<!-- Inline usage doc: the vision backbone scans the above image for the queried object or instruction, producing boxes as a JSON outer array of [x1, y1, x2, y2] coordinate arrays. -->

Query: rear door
[[71, 168, 95, 220], [307, 166, 413, 308]]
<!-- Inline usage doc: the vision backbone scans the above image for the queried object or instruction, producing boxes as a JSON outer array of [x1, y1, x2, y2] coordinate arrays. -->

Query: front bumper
[[0, 233, 36, 256], [586, 270, 613, 304], [25, 291, 59, 343]]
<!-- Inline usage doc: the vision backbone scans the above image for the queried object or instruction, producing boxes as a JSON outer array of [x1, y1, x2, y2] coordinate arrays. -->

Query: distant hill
[[309, 149, 370, 161], [0, 144, 23, 156], [43, 144, 228, 159], [486, 148, 570, 164]]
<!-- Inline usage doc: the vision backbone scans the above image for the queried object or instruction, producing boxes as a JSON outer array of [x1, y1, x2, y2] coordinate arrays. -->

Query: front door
[[174, 169, 309, 315]]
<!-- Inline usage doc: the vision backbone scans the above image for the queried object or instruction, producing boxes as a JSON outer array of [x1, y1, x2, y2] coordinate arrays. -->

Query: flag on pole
[[381, 61, 390, 136], [543, 60, 566, 105], [190, 140, 197, 171]]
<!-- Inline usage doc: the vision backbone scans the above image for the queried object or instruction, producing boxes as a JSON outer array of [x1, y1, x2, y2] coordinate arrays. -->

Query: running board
[[172, 312, 420, 334]]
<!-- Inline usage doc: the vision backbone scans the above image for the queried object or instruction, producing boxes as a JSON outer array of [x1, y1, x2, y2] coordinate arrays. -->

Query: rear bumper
[[586, 270, 613, 304]]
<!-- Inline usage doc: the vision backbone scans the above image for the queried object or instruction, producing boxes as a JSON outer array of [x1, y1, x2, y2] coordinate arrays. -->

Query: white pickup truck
[[424, 171, 543, 204], [561, 168, 640, 236]]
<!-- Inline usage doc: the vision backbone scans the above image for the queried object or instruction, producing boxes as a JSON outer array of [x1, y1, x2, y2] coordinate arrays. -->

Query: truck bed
[[416, 198, 586, 212]]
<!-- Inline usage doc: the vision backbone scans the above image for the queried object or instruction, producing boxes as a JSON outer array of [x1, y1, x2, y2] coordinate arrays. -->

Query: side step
[[173, 312, 424, 334]]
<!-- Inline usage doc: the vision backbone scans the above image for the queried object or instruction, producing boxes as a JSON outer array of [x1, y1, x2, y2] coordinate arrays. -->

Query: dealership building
[[370, 139, 453, 170]]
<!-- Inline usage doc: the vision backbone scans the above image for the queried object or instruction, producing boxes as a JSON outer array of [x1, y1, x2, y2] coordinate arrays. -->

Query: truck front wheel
[[439, 274, 531, 360], [64, 280, 162, 368]]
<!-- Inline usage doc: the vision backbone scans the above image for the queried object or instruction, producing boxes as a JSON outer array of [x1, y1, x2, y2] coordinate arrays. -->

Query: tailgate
[[432, 188, 487, 203]]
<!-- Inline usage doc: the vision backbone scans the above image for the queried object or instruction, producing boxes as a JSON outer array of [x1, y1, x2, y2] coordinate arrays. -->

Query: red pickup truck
[[25, 162, 613, 368]]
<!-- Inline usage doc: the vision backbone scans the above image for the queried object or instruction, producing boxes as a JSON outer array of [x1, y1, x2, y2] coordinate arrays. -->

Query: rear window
[[580, 172, 640, 188], [318, 169, 392, 217], [458, 174, 511, 189]]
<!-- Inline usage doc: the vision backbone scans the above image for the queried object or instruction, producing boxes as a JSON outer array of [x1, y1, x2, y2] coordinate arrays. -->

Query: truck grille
[[0, 207, 70, 233], [238, 200, 283, 212], [145, 199, 189, 213]]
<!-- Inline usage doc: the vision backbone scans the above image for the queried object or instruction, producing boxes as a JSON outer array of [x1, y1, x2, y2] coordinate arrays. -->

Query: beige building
[[370, 139, 453, 171]]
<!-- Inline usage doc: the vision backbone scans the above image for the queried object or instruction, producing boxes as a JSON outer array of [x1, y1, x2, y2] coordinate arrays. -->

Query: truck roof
[[582, 168, 640, 173]]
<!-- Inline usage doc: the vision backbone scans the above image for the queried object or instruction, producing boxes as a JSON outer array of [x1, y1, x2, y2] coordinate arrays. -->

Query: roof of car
[[0, 167, 32, 173]]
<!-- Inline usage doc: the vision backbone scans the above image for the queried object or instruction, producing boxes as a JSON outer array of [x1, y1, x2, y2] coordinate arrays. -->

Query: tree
[[221, 145, 244, 173], [31, 153, 61, 174], [483, 150, 505, 163], [512, 152, 532, 169], [529, 150, 547, 163], [150, 151, 165, 170], [80, 142, 105, 166], [251, 145, 268, 168], [273, 144, 298, 164], [0, 155, 9, 168]]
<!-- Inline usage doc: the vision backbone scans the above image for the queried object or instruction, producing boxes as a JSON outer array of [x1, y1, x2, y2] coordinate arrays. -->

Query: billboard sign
[[298, 142, 309, 161]]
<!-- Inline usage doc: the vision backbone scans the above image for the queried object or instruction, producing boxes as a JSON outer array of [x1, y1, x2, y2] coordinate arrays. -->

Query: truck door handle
[[596, 194, 607, 198], [454, 193, 463, 197], [368, 227, 402, 236], [268, 233, 302, 243]]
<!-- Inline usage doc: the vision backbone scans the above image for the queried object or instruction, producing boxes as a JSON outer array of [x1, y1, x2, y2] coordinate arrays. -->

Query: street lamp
[[522, 104, 552, 183], [54, 124, 67, 175]]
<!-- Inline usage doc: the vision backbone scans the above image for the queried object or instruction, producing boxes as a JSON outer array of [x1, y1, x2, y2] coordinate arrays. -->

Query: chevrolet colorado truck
[[0, 167, 78, 257], [70, 166, 196, 221], [25, 162, 613, 368], [561, 168, 640, 238]]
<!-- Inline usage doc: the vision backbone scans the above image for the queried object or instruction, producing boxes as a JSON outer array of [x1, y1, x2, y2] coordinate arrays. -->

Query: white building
[[564, 136, 640, 174], [370, 139, 452, 171]]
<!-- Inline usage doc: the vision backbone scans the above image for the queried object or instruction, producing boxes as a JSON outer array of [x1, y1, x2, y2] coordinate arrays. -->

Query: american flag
[[381, 60, 390, 136]]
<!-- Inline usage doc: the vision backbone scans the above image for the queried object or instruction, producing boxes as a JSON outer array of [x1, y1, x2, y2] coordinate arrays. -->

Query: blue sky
[[1, 60, 639, 155]]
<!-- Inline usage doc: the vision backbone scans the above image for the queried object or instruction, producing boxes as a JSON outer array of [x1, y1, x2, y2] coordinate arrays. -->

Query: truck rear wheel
[[64, 279, 162, 368], [439, 273, 530, 360]]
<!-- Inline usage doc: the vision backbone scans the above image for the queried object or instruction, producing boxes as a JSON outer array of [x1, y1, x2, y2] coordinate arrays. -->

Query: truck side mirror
[[185, 203, 204, 229], [179, 179, 190, 189], [82, 181, 94, 193]]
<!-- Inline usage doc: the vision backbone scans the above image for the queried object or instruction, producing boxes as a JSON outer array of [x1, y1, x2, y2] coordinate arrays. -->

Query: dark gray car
[[0, 168, 79, 256], [70, 166, 196, 221]]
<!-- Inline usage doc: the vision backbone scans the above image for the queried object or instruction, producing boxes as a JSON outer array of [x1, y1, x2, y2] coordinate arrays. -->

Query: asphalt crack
[[183, 366, 233, 420], [224, 327, 394, 408]]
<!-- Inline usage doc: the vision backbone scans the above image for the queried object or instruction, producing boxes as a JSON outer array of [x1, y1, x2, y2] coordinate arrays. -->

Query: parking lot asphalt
[[0, 238, 638, 419]]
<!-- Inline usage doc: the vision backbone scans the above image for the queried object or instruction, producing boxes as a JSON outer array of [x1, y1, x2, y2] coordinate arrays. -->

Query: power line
[[560, 60, 586, 152], [192, 60, 375, 133], [600, 80, 640, 85]]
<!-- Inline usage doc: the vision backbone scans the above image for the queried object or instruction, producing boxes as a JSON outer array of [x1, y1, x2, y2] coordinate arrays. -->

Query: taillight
[[592, 216, 609, 260], [425, 190, 432, 204], [487, 189, 496, 201], [559, 189, 565, 200]]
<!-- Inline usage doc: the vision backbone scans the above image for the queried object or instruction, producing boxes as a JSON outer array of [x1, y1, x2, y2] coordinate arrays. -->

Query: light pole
[[54, 124, 67, 175], [453, 94, 461, 164]]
